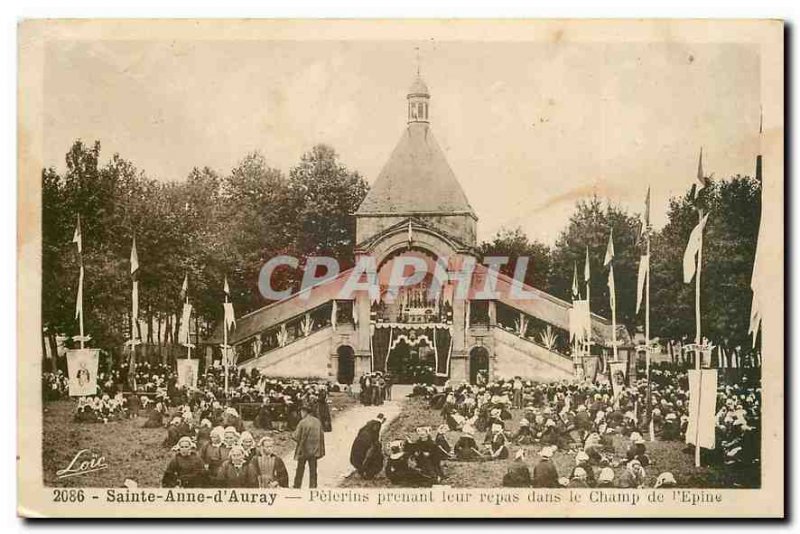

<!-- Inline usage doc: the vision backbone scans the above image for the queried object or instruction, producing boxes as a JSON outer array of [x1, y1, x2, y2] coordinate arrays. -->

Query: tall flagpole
[[130, 235, 139, 391], [645, 218, 653, 441], [185, 276, 192, 361], [75, 215, 85, 350], [78, 265, 85, 350], [585, 247, 591, 365], [572, 262, 580, 375], [610, 264, 617, 362], [224, 283, 229, 400], [694, 207, 704, 467]]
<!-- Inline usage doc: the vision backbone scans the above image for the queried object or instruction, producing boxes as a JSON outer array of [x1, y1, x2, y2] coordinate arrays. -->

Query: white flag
[[130, 237, 139, 276], [683, 214, 709, 284], [693, 147, 710, 198], [179, 303, 193, 345], [584, 247, 591, 282], [573, 299, 590, 340], [569, 301, 587, 343], [72, 215, 82, 254], [685, 369, 717, 450], [223, 302, 236, 330], [749, 177, 765, 347], [75, 265, 84, 320], [635, 254, 649, 313], [604, 230, 615, 267], [608, 265, 616, 309], [131, 280, 139, 336], [571, 262, 579, 299], [180, 274, 189, 301]]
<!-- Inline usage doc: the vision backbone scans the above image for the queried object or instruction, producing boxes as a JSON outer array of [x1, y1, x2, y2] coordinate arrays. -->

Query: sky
[[43, 39, 761, 244]]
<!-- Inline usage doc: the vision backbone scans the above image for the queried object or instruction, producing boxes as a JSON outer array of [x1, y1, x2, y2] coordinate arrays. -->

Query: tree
[[287, 144, 369, 270], [218, 152, 291, 314], [478, 227, 551, 289], [548, 197, 643, 331], [40, 140, 370, 359], [650, 176, 761, 353]]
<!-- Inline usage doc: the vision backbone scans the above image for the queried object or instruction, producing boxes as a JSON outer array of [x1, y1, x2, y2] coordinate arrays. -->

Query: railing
[[235, 300, 352, 364], [466, 300, 573, 359]]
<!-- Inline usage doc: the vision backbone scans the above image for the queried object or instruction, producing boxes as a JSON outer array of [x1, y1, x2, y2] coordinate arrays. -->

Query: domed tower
[[407, 75, 430, 123], [355, 74, 478, 250]]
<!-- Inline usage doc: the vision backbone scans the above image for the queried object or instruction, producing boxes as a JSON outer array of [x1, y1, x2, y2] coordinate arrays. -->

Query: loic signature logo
[[56, 449, 108, 479]]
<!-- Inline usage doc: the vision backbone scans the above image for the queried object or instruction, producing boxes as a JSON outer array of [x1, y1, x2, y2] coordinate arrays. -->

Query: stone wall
[[491, 327, 574, 382], [238, 327, 335, 379], [356, 213, 476, 247]]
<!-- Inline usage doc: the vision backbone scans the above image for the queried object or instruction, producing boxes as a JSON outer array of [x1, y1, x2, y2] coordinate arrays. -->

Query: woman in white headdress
[[453, 423, 484, 461], [199, 426, 227, 477], [214, 445, 251, 487], [247, 436, 289, 488], [239, 431, 256, 463], [162, 436, 206, 488]]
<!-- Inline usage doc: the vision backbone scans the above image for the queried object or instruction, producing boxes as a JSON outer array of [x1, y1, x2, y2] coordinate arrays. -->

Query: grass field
[[341, 398, 760, 489], [41, 392, 357, 488]]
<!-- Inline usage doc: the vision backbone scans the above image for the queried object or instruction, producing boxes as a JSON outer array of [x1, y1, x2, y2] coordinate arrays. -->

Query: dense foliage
[[42, 141, 368, 357], [480, 178, 761, 355]]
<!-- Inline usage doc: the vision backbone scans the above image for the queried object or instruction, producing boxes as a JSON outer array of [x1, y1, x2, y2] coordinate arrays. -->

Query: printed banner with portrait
[[66, 348, 100, 397], [176, 359, 199, 389], [609, 361, 628, 399]]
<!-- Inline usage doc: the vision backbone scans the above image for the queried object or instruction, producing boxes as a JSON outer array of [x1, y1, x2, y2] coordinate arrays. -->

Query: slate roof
[[356, 122, 476, 217]]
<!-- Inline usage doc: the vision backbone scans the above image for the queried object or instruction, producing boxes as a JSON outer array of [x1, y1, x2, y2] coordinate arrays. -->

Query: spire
[[407, 69, 430, 124], [357, 73, 475, 222]]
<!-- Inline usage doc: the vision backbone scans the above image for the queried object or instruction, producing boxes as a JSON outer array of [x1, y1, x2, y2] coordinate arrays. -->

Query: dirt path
[[282, 395, 406, 488]]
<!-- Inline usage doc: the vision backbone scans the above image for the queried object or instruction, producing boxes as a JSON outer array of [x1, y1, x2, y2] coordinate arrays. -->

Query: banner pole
[[224, 294, 229, 401], [586, 258, 591, 372], [646, 231, 654, 442], [611, 264, 617, 362], [694, 208, 704, 467], [78, 263, 85, 350], [186, 294, 191, 361]]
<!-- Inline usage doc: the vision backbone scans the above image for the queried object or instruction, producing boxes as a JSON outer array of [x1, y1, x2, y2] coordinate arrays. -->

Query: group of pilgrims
[[155, 382, 332, 488], [347, 364, 760, 488], [52, 362, 335, 487], [357, 371, 393, 406], [61, 359, 336, 433], [51, 355, 759, 489]]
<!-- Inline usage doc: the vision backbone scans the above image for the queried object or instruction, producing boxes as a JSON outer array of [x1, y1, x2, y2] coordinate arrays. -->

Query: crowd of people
[[48, 354, 760, 489], [160, 403, 326, 488], [357, 372, 393, 406], [42, 371, 69, 401], [52, 358, 337, 433], [347, 365, 760, 488]]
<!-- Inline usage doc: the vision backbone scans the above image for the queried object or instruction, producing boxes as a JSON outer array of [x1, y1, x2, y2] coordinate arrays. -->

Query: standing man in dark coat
[[292, 404, 326, 488], [350, 413, 385, 478], [317, 387, 333, 432]]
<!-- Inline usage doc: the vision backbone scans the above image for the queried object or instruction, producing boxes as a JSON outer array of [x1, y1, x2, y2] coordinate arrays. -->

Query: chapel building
[[207, 75, 616, 384]]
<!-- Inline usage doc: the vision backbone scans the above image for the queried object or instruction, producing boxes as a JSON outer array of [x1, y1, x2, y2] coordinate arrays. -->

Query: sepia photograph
[[17, 19, 784, 518]]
